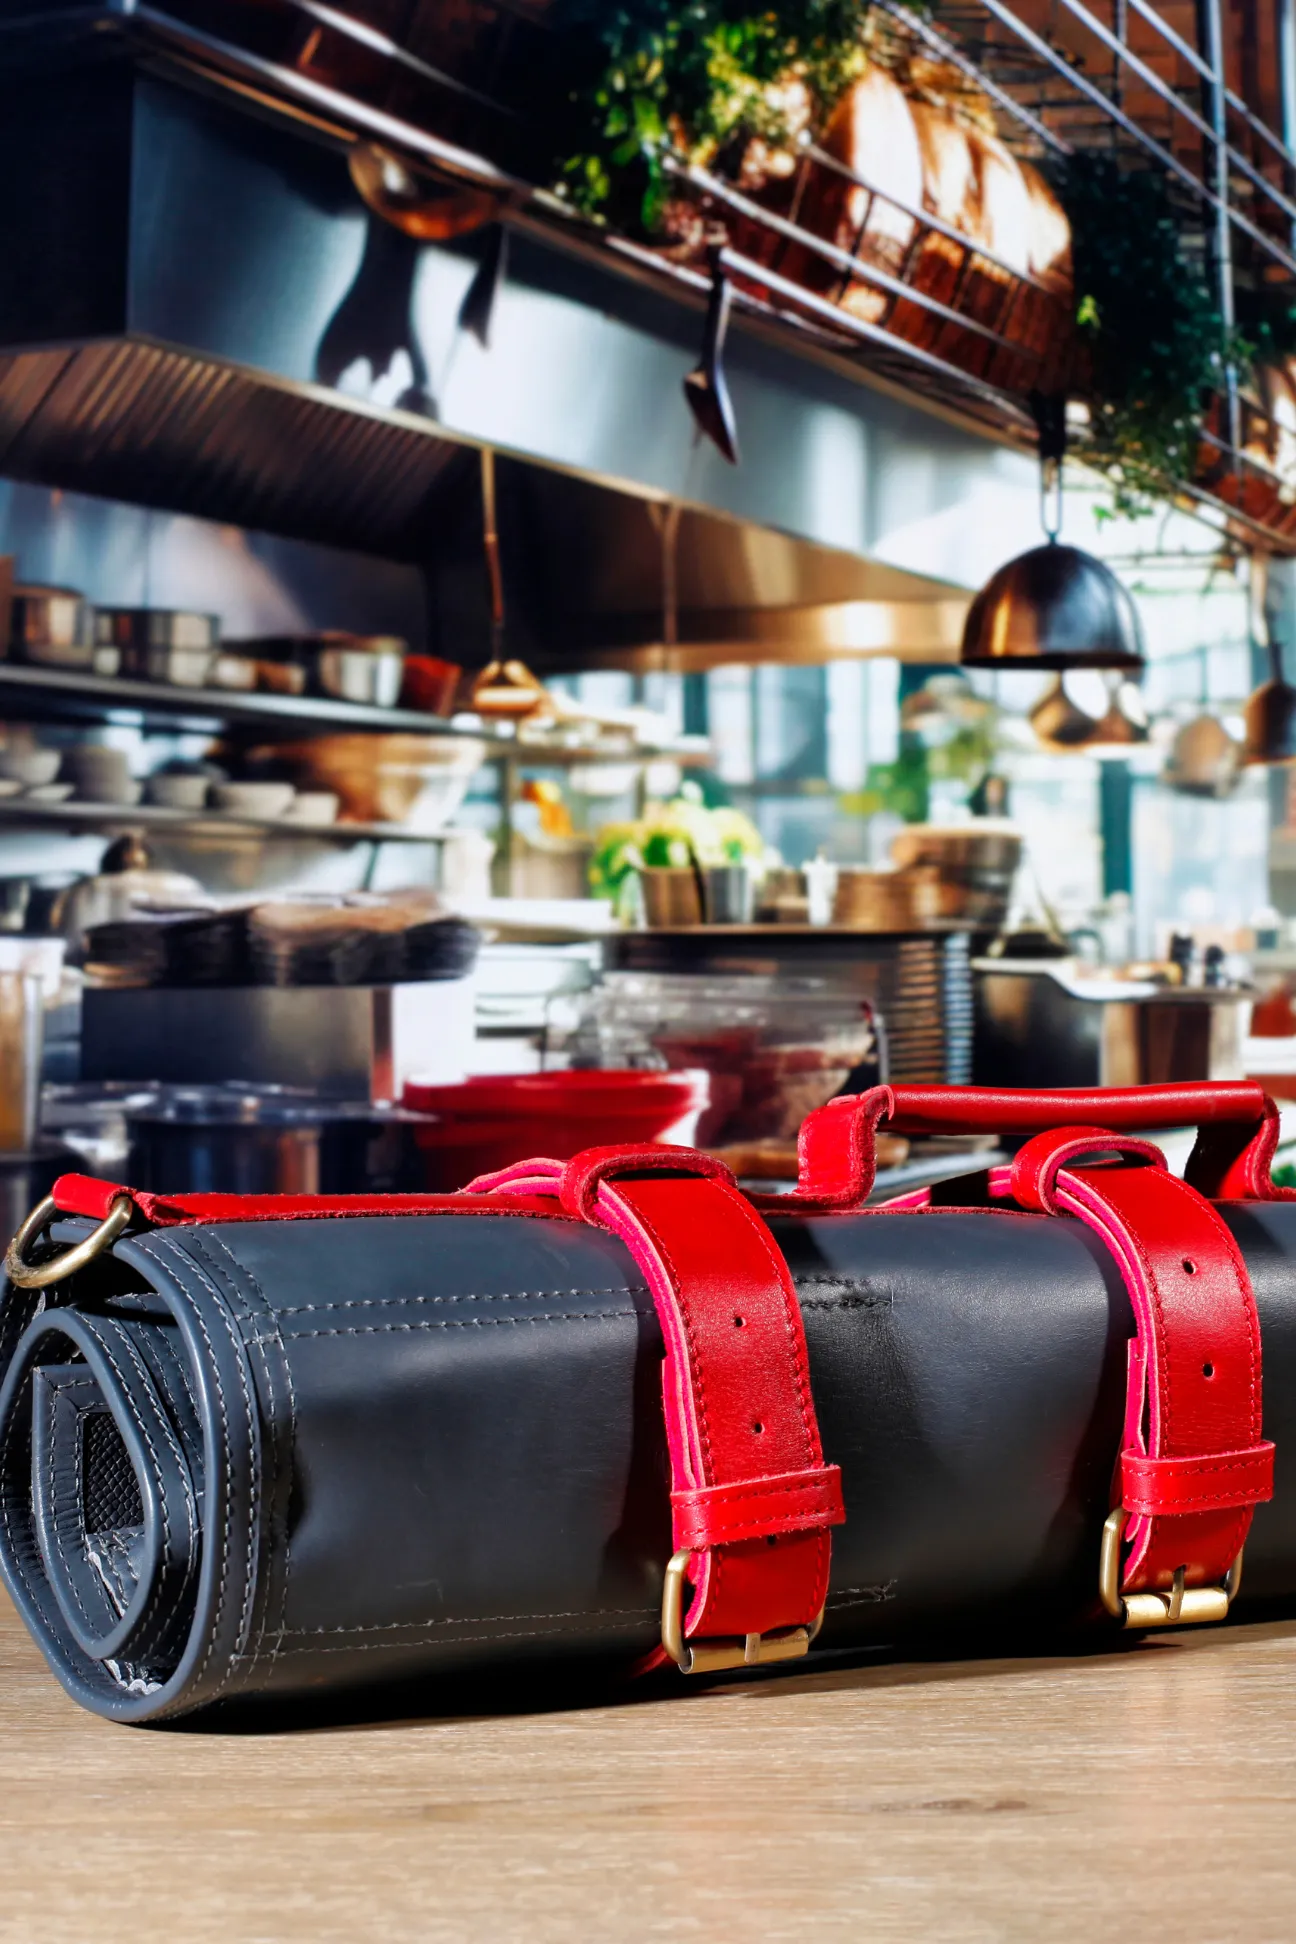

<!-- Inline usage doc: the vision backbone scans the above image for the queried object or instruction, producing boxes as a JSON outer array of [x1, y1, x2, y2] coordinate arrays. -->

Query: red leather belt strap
[[466, 1145, 844, 1674], [1010, 1126, 1274, 1604], [785, 1080, 1285, 1211], [44, 1174, 569, 1226]]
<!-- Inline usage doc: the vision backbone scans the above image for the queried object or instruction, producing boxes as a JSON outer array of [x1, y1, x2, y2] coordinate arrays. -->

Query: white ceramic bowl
[[0, 749, 61, 788], [146, 774, 211, 811], [281, 790, 340, 827], [212, 782, 296, 821]]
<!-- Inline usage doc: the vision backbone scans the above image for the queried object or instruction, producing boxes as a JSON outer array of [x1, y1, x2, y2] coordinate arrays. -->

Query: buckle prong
[[1099, 1507, 1242, 1630], [660, 1549, 824, 1674]]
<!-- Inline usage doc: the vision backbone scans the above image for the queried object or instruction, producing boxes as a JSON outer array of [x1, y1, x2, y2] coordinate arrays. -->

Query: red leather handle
[[791, 1082, 1284, 1210]]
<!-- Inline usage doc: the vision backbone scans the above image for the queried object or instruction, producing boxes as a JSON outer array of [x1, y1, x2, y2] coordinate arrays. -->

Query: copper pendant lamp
[[961, 400, 1145, 672], [1243, 638, 1296, 763]]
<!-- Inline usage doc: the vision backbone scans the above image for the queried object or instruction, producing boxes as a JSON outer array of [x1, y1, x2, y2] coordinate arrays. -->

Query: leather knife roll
[[3, 1198, 1296, 1724]]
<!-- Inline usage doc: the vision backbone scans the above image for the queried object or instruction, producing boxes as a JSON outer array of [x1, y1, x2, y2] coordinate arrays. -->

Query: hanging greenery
[[540, 15, 1295, 526], [542, 0, 873, 237], [1047, 154, 1238, 520]]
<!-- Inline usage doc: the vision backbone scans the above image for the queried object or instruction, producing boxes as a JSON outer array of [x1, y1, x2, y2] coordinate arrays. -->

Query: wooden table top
[[4, 1591, 1295, 1941]]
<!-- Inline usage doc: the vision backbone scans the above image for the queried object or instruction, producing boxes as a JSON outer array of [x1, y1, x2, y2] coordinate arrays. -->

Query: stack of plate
[[84, 909, 251, 987]]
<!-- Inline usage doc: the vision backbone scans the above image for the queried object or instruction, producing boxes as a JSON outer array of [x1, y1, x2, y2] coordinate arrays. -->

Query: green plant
[[1052, 155, 1237, 519], [589, 781, 766, 911], [545, 0, 873, 236]]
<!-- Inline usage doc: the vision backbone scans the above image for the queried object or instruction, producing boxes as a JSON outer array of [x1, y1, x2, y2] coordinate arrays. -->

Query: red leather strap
[[1010, 1126, 1274, 1600], [1120, 1448, 1275, 1519], [787, 1081, 1286, 1210], [46, 1174, 571, 1227], [467, 1144, 844, 1668]]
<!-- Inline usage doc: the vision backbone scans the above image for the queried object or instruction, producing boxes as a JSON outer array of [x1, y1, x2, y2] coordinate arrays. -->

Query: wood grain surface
[[2, 1591, 1295, 1942]]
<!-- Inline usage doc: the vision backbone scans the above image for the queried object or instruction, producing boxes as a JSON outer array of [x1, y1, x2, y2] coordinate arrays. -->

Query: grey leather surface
[[1, 1199, 1293, 1723]]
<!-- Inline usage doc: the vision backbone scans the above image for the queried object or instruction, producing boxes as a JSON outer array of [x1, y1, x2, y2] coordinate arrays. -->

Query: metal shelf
[[0, 661, 484, 740], [0, 795, 446, 845], [0, 663, 706, 767]]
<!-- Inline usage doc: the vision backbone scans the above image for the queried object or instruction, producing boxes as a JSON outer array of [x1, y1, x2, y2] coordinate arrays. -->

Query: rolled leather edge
[[0, 1198, 1293, 1724]]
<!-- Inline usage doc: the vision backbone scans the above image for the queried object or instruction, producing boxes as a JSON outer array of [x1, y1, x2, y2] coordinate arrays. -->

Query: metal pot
[[1164, 713, 1242, 797], [315, 638, 406, 708], [12, 585, 94, 667], [123, 1085, 419, 1195]]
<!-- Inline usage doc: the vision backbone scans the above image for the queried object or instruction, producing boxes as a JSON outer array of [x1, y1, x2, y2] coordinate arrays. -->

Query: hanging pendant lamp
[[961, 398, 1145, 672]]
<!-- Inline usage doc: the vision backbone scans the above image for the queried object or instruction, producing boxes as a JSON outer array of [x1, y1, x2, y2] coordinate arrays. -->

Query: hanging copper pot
[[349, 143, 503, 242]]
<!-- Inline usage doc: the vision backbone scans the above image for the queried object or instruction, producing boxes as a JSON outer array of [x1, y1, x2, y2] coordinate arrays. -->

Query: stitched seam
[[46, 1388, 101, 1636], [131, 1236, 251, 1706], [203, 1232, 298, 1673], [109, 1325, 200, 1663], [240, 1618, 658, 1657], [188, 1234, 281, 1681], [277, 1309, 638, 1339], [674, 1473, 836, 1508], [149, 1237, 259, 1705], [82, 1321, 190, 1666], [1126, 1488, 1269, 1510], [278, 1606, 657, 1637], [679, 1510, 836, 1541], [272, 1285, 648, 1317], [1127, 1453, 1272, 1477]]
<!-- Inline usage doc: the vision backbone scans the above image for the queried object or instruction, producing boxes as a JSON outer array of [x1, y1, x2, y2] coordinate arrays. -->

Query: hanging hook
[[684, 250, 740, 465]]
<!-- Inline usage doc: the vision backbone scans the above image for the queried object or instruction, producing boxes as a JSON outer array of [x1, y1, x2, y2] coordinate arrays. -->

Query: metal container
[[316, 638, 406, 707], [81, 978, 477, 1103], [96, 605, 219, 686], [701, 865, 755, 924], [121, 1086, 419, 1196], [973, 960, 1252, 1088], [11, 585, 95, 668], [97, 608, 219, 654]]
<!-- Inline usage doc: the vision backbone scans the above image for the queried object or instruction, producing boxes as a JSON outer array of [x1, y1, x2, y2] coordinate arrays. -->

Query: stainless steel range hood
[[0, 20, 1020, 669]]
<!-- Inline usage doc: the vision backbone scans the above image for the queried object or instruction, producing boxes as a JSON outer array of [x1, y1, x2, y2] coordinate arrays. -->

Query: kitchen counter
[[1, 1589, 1294, 1940]]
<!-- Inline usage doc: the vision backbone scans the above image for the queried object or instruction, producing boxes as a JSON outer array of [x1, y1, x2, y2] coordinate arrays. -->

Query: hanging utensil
[[1028, 674, 1100, 750], [459, 224, 510, 348], [684, 253, 739, 464], [1085, 675, 1149, 749], [1164, 648, 1241, 796]]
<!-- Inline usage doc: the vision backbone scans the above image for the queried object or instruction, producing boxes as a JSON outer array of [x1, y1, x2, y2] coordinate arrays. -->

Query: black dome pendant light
[[961, 396, 1145, 672]]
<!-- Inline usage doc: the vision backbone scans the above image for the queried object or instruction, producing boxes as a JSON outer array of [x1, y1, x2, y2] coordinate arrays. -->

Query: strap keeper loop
[[1121, 1443, 1275, 1519], [670, 1465, 845, 1552]]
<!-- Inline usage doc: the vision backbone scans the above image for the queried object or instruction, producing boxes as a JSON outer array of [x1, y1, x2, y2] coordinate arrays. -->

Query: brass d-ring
[[4, 1194, 134, 1291]]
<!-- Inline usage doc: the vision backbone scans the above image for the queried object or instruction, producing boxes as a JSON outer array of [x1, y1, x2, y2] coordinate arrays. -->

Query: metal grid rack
[[20, 0, 1296, 549]]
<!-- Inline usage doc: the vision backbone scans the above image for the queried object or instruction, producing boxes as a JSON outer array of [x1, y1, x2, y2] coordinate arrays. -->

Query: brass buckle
[[660, 1549, 825, 1675], [4, 1193, 134, 1291], [1099, 1507, 1244, 1630]]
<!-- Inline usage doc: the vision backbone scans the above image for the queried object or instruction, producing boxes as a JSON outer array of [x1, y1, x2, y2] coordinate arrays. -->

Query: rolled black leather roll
[[2, 1198, 1295, 1723]]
